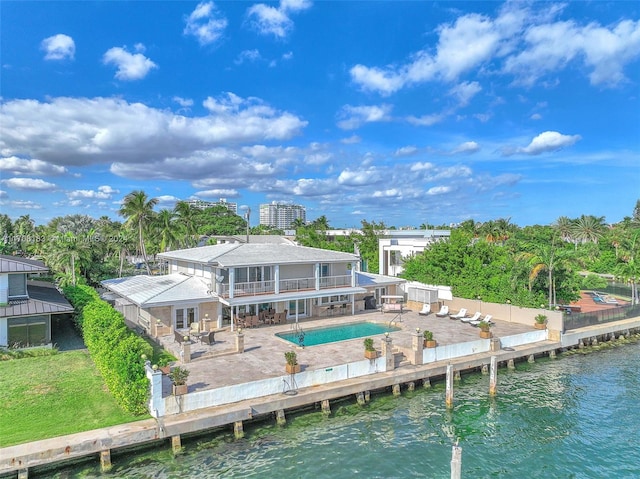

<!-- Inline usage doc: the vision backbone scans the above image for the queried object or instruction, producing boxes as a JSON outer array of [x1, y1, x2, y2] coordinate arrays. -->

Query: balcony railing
[[218, 274, 353, 298]]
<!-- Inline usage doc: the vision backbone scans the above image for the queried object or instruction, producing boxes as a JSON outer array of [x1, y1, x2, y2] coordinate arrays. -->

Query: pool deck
[[158, 308, 533, 396]]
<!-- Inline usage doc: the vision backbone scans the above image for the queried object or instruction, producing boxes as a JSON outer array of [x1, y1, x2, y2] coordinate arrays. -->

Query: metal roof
[[158, 243, 360, 267], [222, 286, 367, 307], [102, 273, 212, 308], [356, 271, 407, 286], [0, 255, 49, 274], [0, 282, 73, 317]]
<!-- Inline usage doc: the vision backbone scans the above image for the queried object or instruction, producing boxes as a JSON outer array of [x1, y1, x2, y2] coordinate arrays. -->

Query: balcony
[[218, 274, 352, 298]]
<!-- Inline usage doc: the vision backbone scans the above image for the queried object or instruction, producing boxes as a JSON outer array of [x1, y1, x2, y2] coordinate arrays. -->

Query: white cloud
[[103, 45, 157, 81], [173, 97, 194, 108], [410, 162, 435, 172], [351, 4, 640, 94], [507, 131, 582, 156], [337, 168, 380, 186], [195, 189, 238, 198], [282, 51, 294, 61], [0, 190, 7, 199], [336, 104, 392, 130], [0, 156, 68, 175], [394, 146, 418, 157], [0, 96, 307, 167], [67, 185, 120, 199], [427, 185, 452, 195], [448, 81, 482, 107], [451, 141, 480, 154], [184, 1, 228, 45], [8, 200, 43, 210], [246, 0, 312, 38], [156, 195, 180, 205], [407, 112, 446, 126], [41, 34, 75, 61], [340, 135, 361, 145], [504, 19, 640, 87], [235, 49, 262, 65], [530, 113, 542, 120], [0, 177, 57, 191]]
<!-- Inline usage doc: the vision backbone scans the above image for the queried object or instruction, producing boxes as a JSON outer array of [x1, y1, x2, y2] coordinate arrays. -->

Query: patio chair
[[461, 311, 481, 324], [273, 312, 286, 324], [470, 314, 493, 327], [435, 305, 449, 317], [418, 304, 431, 316], [449, 308, 467, 320], [200, 331, 215, 345], [190, 322, 200, 337]]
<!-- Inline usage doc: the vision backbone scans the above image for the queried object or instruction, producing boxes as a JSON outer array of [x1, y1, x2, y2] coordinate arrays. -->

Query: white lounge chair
[[450, 308, 467, 320], [461, 311, 481, 323], [418, 304, 431, 316], [435, 305, 449, 317], [470, 314, 493, 326]]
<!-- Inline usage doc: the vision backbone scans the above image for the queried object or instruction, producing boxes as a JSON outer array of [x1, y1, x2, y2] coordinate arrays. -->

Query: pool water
[[276, 321, 400, 346]]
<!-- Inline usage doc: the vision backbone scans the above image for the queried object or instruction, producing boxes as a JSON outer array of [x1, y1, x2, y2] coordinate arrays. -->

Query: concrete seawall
[[2, 317, 639, 478]]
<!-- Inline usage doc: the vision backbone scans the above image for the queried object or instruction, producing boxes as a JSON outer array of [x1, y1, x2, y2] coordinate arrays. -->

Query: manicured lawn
[[0, 350, 148, 448]]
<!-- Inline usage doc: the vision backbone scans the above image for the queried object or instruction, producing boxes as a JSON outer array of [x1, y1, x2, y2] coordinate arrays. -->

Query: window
[[8, 315, 48, 347], [175, 307, 197, 329], [8, 274, 27, 298], [320, 263, 330, 277]]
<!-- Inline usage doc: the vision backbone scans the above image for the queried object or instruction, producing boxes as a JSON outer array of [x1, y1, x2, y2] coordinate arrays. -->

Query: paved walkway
[[156, 308, 533, 396]]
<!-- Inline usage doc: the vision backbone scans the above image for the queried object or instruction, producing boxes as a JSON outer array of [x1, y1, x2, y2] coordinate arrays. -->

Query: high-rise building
[[259, 202, 306, 229], [184, 198, 237, 214]]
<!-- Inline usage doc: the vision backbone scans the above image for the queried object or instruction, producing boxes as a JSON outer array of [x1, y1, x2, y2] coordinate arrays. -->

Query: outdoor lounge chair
[[461, 311, 481, 323], [200, 331, 215, 345], [435, 305, 449, 317], [449, 308, 467, 320], [418, 304, 431, 316], [470, 314, 492, 326]]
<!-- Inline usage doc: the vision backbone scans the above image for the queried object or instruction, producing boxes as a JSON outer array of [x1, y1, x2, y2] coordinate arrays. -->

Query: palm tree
[[118, 190, 158, 275], [44, 232, 92, 286], [616, 231, 640, 305], [174, 201, 198, 248], [572, 215, 606, 245], [154, 209, 180, 252], [553, 216, 575, 245], [517, 239, 569, 307]]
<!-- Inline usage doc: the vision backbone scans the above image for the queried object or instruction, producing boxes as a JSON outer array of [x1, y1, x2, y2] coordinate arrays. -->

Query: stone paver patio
[[156, 307, 534, 396]]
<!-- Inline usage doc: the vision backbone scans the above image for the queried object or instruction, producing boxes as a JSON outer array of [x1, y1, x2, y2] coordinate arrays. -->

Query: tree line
[[1, 192, 638, 307]]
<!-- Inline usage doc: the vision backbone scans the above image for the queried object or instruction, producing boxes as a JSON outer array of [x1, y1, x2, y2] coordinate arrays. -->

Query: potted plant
[[285, 350, 300, 374], [363, 337, 377, 359], [534, 314, 548, 330], [168, 366, 190, 395], [478, 321, 493, 339], [423, 330, 437, 348]]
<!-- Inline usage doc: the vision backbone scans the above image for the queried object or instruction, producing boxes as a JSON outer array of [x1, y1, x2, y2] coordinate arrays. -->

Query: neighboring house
[[0, 255, 74, 348], [378, 229, 451, 276], [102, 243, 405, 333]]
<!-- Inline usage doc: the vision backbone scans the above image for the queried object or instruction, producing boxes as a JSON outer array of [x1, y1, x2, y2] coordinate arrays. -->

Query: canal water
[[42, 341, 640, 478]]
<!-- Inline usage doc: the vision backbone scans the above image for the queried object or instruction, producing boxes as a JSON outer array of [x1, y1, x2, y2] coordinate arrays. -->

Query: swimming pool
[[276, 322, 400, 347]]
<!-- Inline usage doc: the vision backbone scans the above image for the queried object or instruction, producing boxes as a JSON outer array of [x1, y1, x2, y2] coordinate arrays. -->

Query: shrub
[[64, 285, 152, 415], [423, 330, 434, 341]]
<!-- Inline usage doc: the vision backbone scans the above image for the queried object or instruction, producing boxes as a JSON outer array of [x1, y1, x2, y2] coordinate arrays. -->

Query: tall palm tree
[[517, 239, 570, 307], [118, 190, 158, 275], [174, 201, 198, 248], [154, 209, 180, 252], [44, 232, 92, 286]]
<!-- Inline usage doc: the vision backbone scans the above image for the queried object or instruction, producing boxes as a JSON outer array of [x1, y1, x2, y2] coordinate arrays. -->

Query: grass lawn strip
[[0, 350, 148, 447]]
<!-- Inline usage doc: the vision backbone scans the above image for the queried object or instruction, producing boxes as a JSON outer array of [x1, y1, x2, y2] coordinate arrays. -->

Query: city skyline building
[[259, 202, 306, 229]]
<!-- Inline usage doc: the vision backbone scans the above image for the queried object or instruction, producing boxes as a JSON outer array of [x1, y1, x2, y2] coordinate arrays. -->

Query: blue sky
[[1, 1, 639, 228]]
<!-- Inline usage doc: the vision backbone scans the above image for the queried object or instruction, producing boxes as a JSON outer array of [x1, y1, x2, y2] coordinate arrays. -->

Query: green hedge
[[63, 285, 152, 415]]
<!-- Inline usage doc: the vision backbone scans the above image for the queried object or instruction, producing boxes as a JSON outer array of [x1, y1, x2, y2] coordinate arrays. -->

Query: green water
[[276, 322, 399, 346], [38, 341, 640, 478]]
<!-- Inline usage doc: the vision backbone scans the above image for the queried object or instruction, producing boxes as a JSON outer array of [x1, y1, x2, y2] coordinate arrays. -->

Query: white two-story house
[[0, 255, 74, 348], [102, 243, 404, 334]]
